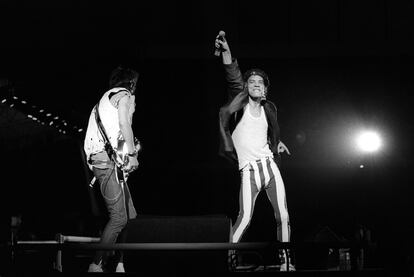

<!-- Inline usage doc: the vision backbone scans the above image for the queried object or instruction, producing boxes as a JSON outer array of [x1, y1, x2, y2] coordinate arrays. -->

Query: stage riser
[[123, 215, 231, 273]]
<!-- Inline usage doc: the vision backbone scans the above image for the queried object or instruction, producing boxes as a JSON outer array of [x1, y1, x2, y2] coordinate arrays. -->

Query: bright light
[[356, 131, 382, 153]]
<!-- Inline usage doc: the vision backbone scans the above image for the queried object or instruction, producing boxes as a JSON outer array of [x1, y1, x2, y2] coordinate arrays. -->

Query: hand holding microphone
[[214, 30, 227, 56]]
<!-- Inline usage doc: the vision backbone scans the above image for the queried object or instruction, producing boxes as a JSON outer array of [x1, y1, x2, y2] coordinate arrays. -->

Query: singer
[[215, 31, 294, 271]]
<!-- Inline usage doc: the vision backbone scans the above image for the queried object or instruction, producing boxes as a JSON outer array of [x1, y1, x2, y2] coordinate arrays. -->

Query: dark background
[[0, 0, 413, 260]]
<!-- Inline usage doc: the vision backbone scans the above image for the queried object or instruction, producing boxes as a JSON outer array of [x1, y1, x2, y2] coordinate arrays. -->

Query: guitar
[[88, 138, 141, 188], [112, 138, 141, 184]]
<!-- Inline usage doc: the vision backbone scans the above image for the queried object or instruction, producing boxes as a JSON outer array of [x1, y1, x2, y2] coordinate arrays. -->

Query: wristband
[[127, 151, 137, 157]]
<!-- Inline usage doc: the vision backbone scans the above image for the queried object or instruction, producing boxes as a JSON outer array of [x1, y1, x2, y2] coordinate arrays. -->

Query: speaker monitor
[[123, 215, 231, 273]]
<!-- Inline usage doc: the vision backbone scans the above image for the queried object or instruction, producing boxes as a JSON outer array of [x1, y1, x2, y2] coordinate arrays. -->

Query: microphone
[[214, 30, 226, 56]]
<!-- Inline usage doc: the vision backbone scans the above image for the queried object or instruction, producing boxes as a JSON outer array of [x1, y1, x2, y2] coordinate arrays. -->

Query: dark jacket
[[218, 59, 281, 166]]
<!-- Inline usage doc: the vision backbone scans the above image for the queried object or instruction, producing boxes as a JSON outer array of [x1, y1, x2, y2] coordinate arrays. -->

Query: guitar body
[[112, 138, 141, 183]]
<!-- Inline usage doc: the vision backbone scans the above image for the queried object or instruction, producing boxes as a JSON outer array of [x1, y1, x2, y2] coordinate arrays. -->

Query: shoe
[[280, 262, 296, 271], [115, 262, 125, 273], [88, 262, 103, 273], [228, 250, 238, 271], [278, 249, 295, 271]]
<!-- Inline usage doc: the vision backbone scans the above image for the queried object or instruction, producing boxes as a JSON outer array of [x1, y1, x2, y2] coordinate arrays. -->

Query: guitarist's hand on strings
[[125, 155, 139, 173]]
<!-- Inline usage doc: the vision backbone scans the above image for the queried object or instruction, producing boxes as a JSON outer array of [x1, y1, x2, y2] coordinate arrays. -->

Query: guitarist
[[84, 66, 139, 273]]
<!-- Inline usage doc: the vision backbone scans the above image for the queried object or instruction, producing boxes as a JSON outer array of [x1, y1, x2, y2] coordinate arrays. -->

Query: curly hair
[[109, 66, 139, 91], [243, 68, 270, 88]]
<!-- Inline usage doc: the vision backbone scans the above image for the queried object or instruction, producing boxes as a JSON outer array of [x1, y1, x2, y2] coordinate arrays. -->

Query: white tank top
[[231, 105, 273, 169], [84, 87, 133, 163]]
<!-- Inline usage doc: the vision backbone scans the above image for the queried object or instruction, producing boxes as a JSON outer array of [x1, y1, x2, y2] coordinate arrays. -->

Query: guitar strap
[[88, 102, 116, 188], [94, 101, 115, 160]]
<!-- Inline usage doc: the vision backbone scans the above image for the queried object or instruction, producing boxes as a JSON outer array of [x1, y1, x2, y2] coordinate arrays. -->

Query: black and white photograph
[[1, 1, 413, 276]]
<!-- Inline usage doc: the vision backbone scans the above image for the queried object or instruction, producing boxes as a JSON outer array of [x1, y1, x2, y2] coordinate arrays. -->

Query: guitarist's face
[[129, 77, 138, 94]]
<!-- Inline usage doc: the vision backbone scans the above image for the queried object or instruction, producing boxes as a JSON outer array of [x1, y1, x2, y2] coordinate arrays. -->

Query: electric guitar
[[112, 138, 141, 184], [88, 138, 141, 188]]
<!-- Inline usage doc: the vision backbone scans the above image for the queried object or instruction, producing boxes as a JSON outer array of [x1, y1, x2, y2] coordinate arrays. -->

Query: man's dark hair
[[243, 68, 270, 88], [109, 66, 139, 91]]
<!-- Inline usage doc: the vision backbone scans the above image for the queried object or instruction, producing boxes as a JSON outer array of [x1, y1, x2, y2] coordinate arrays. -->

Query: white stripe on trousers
[[232, 157, 290, 243]]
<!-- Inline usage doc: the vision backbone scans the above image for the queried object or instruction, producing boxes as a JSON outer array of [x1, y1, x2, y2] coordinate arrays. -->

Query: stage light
[[1, 99, 6, 103], [39, 109, 44, 113], [21, 100, 27, 104], [355, 131, 382, 153], [46, 113, 52, 117]]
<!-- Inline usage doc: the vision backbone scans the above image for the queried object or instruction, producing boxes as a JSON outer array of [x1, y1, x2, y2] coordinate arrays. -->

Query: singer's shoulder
[[264, 100, 277, 112]]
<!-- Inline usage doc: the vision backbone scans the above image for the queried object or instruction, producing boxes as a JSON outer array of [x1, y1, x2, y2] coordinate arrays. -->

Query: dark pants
[[92, 164, 137, 265]]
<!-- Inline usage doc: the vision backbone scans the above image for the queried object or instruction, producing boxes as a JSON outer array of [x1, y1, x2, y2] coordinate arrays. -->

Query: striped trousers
[[232, 156, 291, 243]]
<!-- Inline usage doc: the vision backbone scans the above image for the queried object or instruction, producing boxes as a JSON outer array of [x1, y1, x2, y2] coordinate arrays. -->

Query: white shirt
[[231, 105, 273, 169], [84, 87, 134, 167]]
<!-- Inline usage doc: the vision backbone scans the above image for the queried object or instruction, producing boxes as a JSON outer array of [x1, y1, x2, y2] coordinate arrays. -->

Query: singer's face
[[247, 75, 265, 99], [130, 77, 138, 94]]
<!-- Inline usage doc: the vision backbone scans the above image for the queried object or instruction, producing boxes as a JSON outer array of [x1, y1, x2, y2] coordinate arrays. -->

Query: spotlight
[[355, 130, 382, 153]]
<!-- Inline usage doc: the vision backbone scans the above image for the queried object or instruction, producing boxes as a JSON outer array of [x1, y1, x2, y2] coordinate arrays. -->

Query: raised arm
[[215, 31, 244, 99]]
